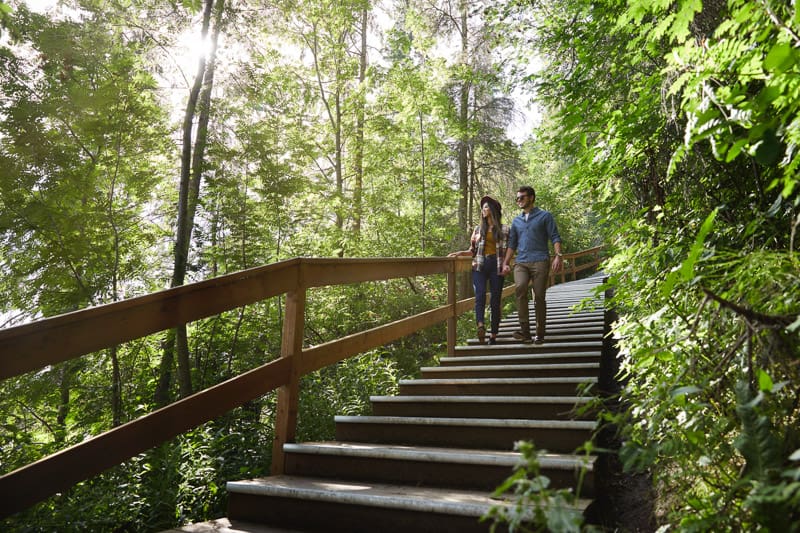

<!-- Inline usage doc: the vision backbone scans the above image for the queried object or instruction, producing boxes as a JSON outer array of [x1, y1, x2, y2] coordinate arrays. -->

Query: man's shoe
[[512, 331, 532, 343], [488, 337, 497, 345], [533, 336, 545, 345], [477, 325, 486, 344]]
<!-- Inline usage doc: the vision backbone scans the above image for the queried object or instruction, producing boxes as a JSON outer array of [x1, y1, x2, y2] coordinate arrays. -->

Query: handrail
[[0, 248, 603, 518], [550, 245, 604, 285]]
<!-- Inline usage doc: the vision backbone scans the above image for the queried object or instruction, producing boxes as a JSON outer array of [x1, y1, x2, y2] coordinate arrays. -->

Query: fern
[[734, 380, 782, 480], [733, 380, 798, 530]]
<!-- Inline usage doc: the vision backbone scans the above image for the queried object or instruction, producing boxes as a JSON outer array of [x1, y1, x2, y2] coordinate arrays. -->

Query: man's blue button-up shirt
[[508, 207, 562, 263]]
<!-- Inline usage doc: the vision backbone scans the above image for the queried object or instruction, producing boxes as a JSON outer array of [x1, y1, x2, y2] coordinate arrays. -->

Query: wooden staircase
[[177, 275, 607, 533]]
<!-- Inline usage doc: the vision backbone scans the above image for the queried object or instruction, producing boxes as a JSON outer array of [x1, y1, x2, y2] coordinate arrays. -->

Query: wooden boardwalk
[[171, 274, 609, 533]]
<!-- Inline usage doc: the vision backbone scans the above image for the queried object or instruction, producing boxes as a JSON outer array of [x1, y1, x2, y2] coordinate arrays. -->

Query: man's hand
[[500, 263, 511, 275], [551, 255, 563, 273]]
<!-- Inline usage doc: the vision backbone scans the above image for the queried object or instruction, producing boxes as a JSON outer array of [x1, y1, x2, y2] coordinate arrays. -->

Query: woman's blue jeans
[[472, 255, 504, 335]]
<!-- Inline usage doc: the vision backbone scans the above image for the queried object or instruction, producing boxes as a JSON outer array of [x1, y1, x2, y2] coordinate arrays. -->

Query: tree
[[155, 0, 226, 404]]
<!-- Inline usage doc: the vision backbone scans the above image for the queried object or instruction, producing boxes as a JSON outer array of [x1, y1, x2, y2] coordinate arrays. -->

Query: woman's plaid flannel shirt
[[469, 224, 510, 272]]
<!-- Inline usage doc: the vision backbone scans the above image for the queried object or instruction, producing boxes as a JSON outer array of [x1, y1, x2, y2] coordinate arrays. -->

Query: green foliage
[[483, 441, 592, 533], [491, 0, 800, 529]]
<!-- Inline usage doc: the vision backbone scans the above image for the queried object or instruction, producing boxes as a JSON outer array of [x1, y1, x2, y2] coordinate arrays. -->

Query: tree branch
[[702, 287, 795, 328]]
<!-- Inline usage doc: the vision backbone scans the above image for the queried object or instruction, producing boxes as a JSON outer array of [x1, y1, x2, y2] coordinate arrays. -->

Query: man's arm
[[551, 241, 563, 272], [501, 247, 514, 275]]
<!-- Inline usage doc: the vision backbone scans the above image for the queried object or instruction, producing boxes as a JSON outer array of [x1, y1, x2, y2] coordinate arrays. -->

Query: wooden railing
[[550, 245, 605, 285], [0, 248, 604, 518]]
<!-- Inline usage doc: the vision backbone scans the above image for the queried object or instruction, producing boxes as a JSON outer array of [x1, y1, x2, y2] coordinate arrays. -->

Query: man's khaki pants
[[513, 260, 550, 339]]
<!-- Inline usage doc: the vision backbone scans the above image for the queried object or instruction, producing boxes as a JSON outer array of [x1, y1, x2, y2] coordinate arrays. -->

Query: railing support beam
[[447, 268, 456, 357], [271, 287, 305, 475]]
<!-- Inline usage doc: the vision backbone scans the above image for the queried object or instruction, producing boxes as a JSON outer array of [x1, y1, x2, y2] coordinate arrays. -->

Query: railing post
[[271, 286, 305, 475], [447, 264, 456, 357]]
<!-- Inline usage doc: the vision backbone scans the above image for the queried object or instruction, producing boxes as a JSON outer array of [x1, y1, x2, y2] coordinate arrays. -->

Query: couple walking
[[450, 186, 563, 344]]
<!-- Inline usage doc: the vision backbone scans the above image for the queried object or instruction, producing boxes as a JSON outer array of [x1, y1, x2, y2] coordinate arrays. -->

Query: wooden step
[[369, 394, 595, 420], [420, 362, 600, 379], [334, 415, 596, 453], [398, 376, 597, 396], [455, 341, 601, 355], [502, 312, 604, 323], [282, 442, 596, 496], [496, 323, 604, 333], [467, 333, 601, 345], [226, 476, 590, 533], [442, 351, 601, 366]]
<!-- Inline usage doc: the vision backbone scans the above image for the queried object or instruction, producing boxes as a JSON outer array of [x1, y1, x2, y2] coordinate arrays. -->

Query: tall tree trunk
[[55, 363, 72, 444], [310, 28, 345, 255], [457, 1, 471, 297], [110, 345, 122, 427], [109, 138, 123, 425], [352, 7, 368, 239], [419, 110, 426, 253], [155, 0, 224, 403]]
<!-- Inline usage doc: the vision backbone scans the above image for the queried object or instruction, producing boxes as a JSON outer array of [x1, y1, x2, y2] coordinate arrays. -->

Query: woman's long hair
[[480, 201, 502, 243]]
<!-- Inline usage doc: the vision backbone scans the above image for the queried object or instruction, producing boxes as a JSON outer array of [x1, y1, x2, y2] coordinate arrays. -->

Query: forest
[[0, 0, 798, 531]]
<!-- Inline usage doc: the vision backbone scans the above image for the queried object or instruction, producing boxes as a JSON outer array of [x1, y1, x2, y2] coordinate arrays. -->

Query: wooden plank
[[0, 356, 292, 519], [302, 258, 454, 287], [299, 305, 453, 375], [0, 261, 300, 381], [447, 271, 457, 357], [271, 289, 305, 475]]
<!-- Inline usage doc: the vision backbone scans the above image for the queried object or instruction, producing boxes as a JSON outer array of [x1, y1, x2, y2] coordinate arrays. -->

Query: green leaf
[[766, 194, 782, 216], [671, 385, 702, 398], [754, 128, 782, 167], [764, 42, 796, 74], [725, 139, 750, 162], [756, 369, 773, 392], [679, 208, 717, 281]]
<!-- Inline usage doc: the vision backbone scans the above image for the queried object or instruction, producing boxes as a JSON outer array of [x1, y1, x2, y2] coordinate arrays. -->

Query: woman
[[449, 196, 509, 344]]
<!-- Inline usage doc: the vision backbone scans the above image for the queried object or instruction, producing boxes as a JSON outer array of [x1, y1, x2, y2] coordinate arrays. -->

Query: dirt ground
[[587, 307, 658, 532], [585, 451, 657, 532]]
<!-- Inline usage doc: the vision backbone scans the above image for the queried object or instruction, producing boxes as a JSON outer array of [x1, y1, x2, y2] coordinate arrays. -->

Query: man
[[501, 186, 563, 344]]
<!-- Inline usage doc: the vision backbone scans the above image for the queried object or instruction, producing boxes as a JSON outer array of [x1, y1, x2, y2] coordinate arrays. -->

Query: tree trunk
[[352, 7, 368, 239], [110, 345, 122, 427], [155, 0, 224, 403], [457, 1, 471, 297], [419, 110, 426, 253], [55, 363, 71, 444]]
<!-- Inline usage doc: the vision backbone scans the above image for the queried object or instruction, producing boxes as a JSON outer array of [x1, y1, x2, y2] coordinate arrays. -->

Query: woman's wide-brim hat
[[480, 195, 502, 216]]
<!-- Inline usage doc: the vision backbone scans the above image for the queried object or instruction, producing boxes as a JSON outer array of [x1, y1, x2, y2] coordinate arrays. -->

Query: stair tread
[[442, 353, 600, 363], [400, 376, 597, 385], [370, 395, 594, 404], [227, 475, 591, 517], [334, 415, 597, 430], [421, 363, 599, 372], [455, 342, 602, 352], [283, 442, 596, 470]]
